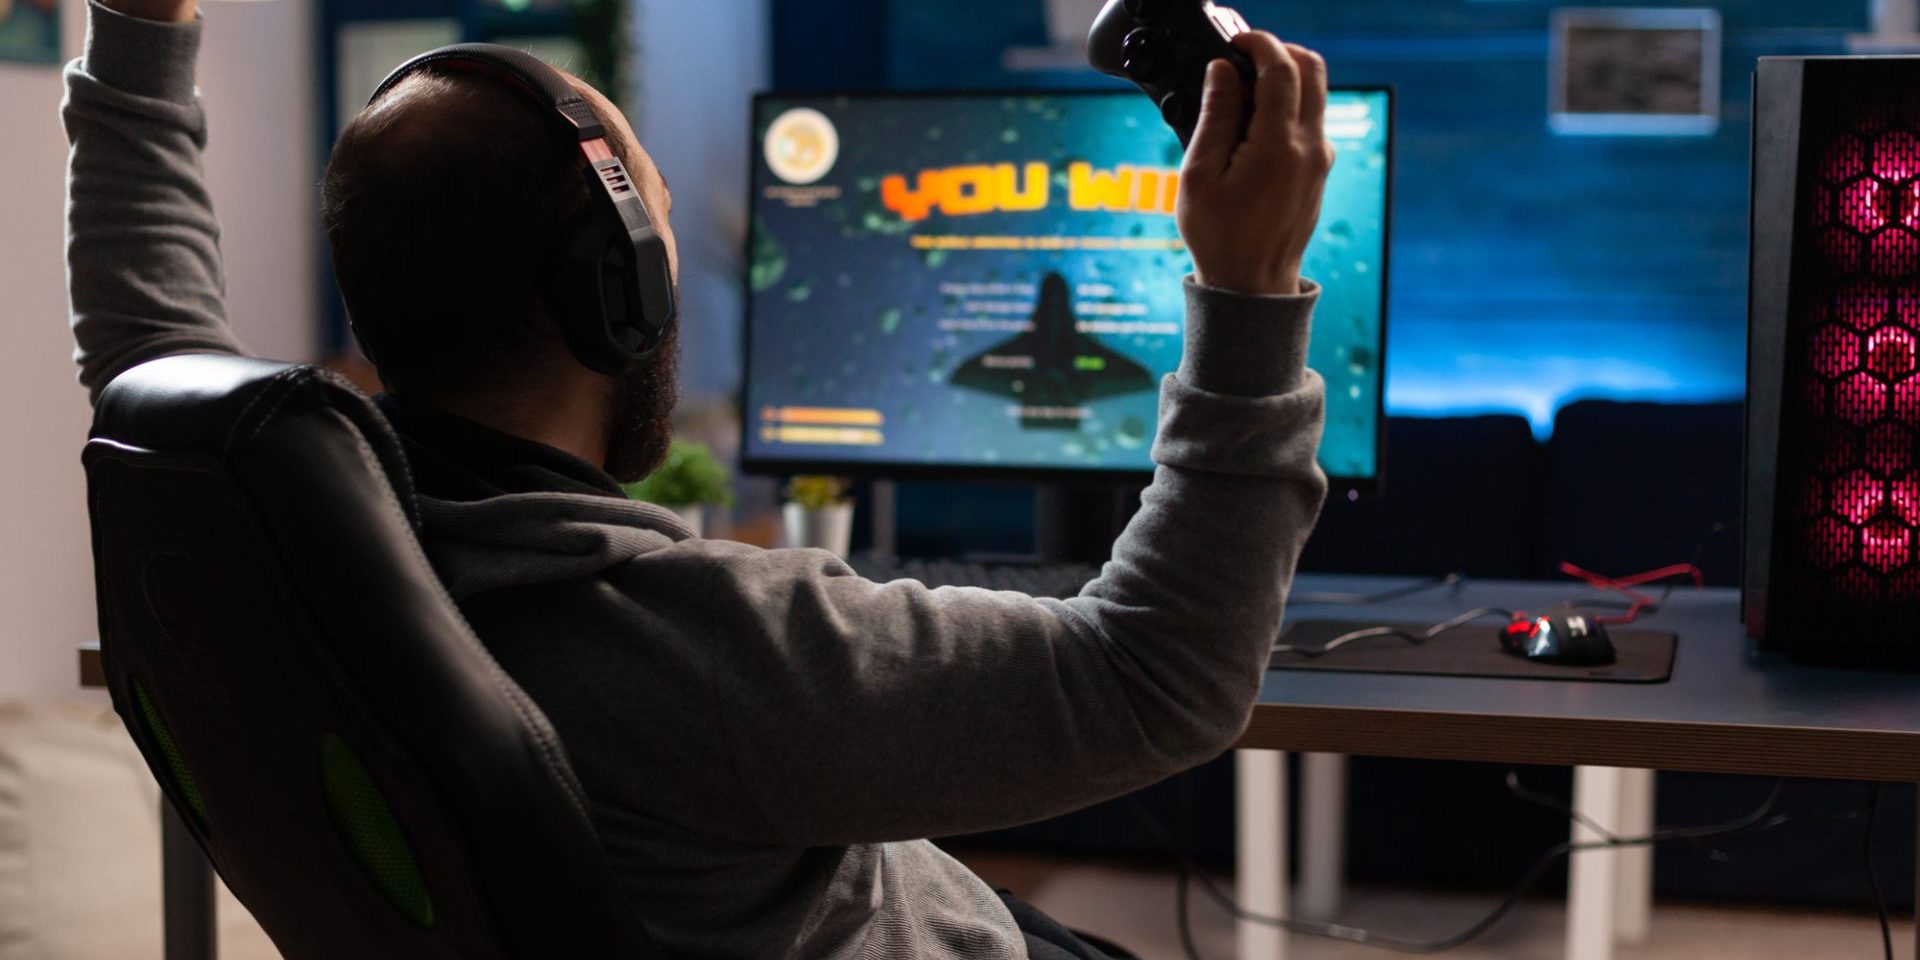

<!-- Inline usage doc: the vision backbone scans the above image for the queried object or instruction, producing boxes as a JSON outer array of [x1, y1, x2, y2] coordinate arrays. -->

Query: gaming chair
[[82, 354, 657, 959]]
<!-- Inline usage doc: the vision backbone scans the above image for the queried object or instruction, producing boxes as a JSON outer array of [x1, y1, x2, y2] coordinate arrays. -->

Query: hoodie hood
[[417, 491, 697, 598]]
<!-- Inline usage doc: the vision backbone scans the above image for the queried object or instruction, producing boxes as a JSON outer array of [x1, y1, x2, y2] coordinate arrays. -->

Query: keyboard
[[849, 556, 1102, 599]]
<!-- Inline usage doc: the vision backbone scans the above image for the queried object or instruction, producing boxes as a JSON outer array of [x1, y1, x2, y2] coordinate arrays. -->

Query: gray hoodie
[[63, 3, 1329, 957]]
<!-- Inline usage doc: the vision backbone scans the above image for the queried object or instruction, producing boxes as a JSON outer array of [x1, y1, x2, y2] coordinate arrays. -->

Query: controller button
[[1122, 30, 1163, 80]]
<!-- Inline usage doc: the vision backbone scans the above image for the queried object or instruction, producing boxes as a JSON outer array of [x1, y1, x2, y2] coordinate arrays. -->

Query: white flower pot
[[783, 502, 854, 558], [669, 504, 706, 537]]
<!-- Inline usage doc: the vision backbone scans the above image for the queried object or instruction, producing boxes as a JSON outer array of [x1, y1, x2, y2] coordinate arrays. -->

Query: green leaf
[[785, 475, 850, 510], [622, 439, 734, 506]]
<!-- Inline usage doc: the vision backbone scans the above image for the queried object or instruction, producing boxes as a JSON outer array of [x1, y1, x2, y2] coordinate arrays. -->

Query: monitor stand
[[870, 480, 899, 565], [1035, 485, 1072, 563]]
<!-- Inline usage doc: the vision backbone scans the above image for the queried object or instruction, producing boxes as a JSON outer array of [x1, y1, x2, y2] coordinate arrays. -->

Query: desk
[[1234, 575, 1920, 960], [83, 576, 1920, 960]]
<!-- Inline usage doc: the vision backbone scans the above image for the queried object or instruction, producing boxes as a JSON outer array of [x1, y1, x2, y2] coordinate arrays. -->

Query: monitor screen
[[741, 88, 1391, 485]]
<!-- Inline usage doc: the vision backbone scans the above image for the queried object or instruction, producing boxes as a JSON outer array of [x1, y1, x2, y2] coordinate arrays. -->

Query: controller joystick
[[1088, 0, 1256, 148], [1161, 92, 1195, 129]]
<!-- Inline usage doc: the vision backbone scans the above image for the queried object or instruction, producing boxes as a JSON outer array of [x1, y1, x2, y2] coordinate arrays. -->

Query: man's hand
[[100, 0, 197, 23], [1177, 32, 1333, 297]]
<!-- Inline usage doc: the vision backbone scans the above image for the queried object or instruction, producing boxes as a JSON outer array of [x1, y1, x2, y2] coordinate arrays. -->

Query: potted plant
[[783, 475, 854, 558], [621, 440, 733, 536]]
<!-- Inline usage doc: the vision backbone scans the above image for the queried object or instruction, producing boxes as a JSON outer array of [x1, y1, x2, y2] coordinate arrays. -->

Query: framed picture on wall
[[1550, 7, 1722, 136], [0, 0, 60, 66]]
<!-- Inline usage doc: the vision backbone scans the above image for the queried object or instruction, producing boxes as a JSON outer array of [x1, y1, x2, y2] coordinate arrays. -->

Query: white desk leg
[[1296, 753, 1346, 920], [1236, 750, 1288, 960], [1567, 766, 1623, 960], [1612, 768, 1654, 944]]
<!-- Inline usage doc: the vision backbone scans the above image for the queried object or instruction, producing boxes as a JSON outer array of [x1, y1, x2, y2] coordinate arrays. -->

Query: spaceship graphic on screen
[[950, 272, 1156, 429]]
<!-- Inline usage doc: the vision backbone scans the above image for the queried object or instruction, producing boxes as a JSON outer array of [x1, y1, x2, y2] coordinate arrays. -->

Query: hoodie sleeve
[[63, 1, 246, 404], [661, 278, 1327, 846]]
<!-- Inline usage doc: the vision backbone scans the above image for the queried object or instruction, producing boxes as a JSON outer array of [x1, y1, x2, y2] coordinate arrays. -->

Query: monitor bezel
[[738, 86, 1394, 494]]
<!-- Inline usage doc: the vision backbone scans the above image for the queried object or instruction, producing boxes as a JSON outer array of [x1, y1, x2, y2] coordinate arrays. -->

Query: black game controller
[[1088, 0, 1258, 148]]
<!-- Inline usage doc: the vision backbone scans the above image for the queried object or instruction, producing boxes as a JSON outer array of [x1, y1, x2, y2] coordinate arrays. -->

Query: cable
[[1173, 775, 1206, 960], [1863, 783, 1893, 960], [1162, 782, 1788, 955], [1287, 524, 1732, 652], [1556, 521, 1729, 626], [1558, 561, 1703, 626], [1282, 530, 1727, 660], [1134, 778, 1792, 957], [1174, 867, 1205, 960], [1290, 572, 1466, 607], [1272, 606, 1512, 659], [1503, 769, 1621, 843], [1680, 520, 1731, 585]]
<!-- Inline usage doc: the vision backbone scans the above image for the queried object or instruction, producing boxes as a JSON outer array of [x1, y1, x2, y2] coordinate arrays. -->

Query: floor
[[952, 849, 1914, 960]]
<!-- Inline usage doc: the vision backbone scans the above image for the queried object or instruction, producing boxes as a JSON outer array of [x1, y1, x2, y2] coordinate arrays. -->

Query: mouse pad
[[1270, 621, 1676, 683]]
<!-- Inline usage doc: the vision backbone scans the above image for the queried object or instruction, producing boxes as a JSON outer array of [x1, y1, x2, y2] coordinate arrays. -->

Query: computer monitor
[[741, 88, 1392, 489]]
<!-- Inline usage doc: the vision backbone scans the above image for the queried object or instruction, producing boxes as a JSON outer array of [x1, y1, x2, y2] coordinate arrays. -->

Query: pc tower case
[[1747, 56, 1920, 662]]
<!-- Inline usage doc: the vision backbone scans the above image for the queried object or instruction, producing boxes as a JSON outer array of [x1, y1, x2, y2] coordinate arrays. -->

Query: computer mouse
[[1499, 613, 1616, 666]]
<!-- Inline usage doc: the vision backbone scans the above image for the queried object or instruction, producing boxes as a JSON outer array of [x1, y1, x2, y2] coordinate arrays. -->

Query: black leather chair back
[[83, 355, 655, 959]]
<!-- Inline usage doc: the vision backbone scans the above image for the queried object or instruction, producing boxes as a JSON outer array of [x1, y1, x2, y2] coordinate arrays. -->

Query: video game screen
[[742, 89, 1391, 481]]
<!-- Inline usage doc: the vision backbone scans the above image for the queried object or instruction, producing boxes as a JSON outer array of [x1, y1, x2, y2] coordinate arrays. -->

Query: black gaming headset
[[363, 43, 677, 376]]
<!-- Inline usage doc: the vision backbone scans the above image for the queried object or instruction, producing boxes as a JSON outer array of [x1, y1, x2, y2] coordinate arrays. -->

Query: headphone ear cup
[[552, 240, 622, 376], [553, 192, 678, 375], [597, 252, 650, 358], [553, 209, 654, 376]]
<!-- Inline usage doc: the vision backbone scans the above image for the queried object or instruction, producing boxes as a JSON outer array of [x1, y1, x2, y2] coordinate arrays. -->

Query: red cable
[[1557, 561, 1704, 626]]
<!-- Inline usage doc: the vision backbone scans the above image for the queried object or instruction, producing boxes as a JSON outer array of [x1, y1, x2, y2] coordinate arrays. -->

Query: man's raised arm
[[597, 33, 1335, 847], [63, 0, 245, 404]]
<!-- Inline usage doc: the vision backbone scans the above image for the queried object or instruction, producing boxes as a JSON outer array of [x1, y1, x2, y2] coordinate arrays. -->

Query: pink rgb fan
[[1800, 111, 1920, 599]]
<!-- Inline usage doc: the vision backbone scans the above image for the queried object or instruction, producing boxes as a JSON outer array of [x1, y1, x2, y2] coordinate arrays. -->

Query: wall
[[197, 0, 321, 366], [776, 0, 1874, 434], [770, 0, 886, 92], [632, 0, 769, 402], [0, 0, 318, 700]]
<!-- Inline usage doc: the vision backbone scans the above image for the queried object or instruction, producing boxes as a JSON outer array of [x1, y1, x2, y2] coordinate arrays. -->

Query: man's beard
[[602, 324, 680, 484]]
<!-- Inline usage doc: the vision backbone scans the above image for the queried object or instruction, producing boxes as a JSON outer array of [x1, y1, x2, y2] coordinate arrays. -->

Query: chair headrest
[[91, 353, 418, 525]]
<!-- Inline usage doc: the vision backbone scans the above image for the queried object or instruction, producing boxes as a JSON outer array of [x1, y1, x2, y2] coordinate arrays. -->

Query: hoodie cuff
[[1176, 276, 1320, 398], [83, 0, 202, 105]]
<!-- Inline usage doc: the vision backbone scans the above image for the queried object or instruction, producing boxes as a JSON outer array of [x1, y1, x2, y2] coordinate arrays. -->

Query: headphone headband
[[371, 45, 606, 140], [360, 43, 677, 375]]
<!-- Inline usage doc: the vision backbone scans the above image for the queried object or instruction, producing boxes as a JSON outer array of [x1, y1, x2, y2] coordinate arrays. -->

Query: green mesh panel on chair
[[320, 734, 436, 928], [131, 681, 207, 821]]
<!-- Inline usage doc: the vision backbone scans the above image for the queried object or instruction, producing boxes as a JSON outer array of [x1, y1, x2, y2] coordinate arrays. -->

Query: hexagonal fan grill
[[1795, 102, 1920, 604]]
